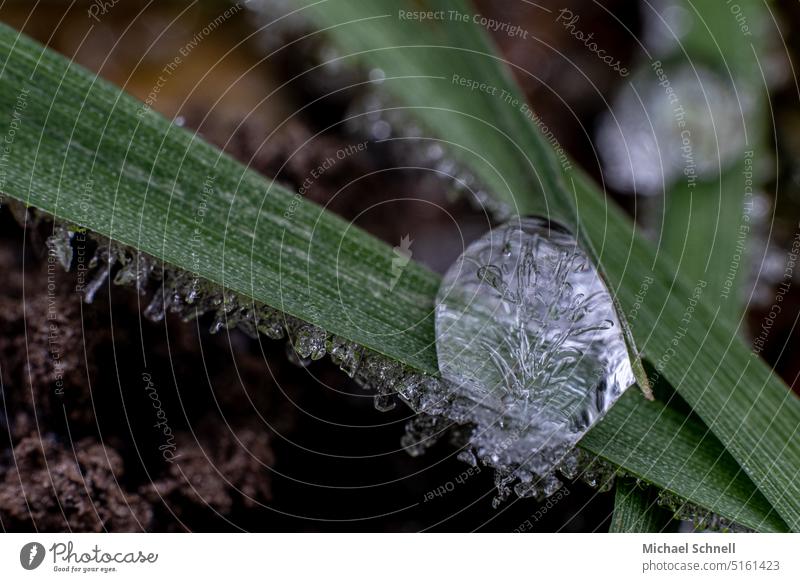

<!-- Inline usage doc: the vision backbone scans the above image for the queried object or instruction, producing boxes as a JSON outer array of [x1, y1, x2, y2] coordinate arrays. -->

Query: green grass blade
[[610, 478, 676, 533], [0, 21, 438, 373], [573, 170, 800, 530], [587, 391, 785, 532], [296, 0, 800, 530]]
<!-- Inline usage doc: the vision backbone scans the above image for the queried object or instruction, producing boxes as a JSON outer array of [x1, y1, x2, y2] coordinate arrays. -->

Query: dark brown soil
[[0, 215, 286, 531]]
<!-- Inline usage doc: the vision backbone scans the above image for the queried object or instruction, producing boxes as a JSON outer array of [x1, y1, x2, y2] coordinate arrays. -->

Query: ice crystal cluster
[[655, 489, 752, 533], [5, 197, 633, 505]]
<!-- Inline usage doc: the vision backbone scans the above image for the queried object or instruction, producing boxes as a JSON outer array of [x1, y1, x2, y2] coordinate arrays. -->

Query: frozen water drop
[[45, 224, 74, 271], [514, 473, 562, 501], [457, 449, 478, 467], [542, 474, 563, 497], [7, 200, 31, 228], [256, 306, 286, 340], [345, 88, 511, 219], [425, 143, 445, 163], [557, 450, 581, 480], [293, 324, 328, 360], [328, 336, 363, 377], [113, 252, 153, 294], [285, 341, 311, 368], [236, 309, 260, 339], [577, 454, 618, 491], [144, 288, 166, 322], [655, 491, 746, 531], [368, 68, 385, 84], [371, 120, 392, 140], [396, 374, 448, 416], [434, 217, 636, 478], [354, 353, 404, 393]]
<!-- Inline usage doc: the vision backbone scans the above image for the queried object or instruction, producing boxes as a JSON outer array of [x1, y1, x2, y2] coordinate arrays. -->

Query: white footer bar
[[1, 533, 798, 581]]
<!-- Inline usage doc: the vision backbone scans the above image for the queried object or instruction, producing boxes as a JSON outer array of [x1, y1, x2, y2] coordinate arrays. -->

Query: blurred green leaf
[[613, 0, 770, 526]]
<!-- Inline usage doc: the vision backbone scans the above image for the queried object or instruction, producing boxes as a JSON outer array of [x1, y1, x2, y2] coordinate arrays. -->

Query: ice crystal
[[327, 336, 363, 378], [434, 217, 636, 477], [292, 324, 328, 360], [45, 224, 75, 271], [657, 490, 751, 533]]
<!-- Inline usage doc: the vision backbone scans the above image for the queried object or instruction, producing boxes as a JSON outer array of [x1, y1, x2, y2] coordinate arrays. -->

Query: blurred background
[[0, 0, 798, 531]]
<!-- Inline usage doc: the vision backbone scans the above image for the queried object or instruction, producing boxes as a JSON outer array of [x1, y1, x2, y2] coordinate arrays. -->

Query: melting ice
[[434, 217, 636, 478]]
